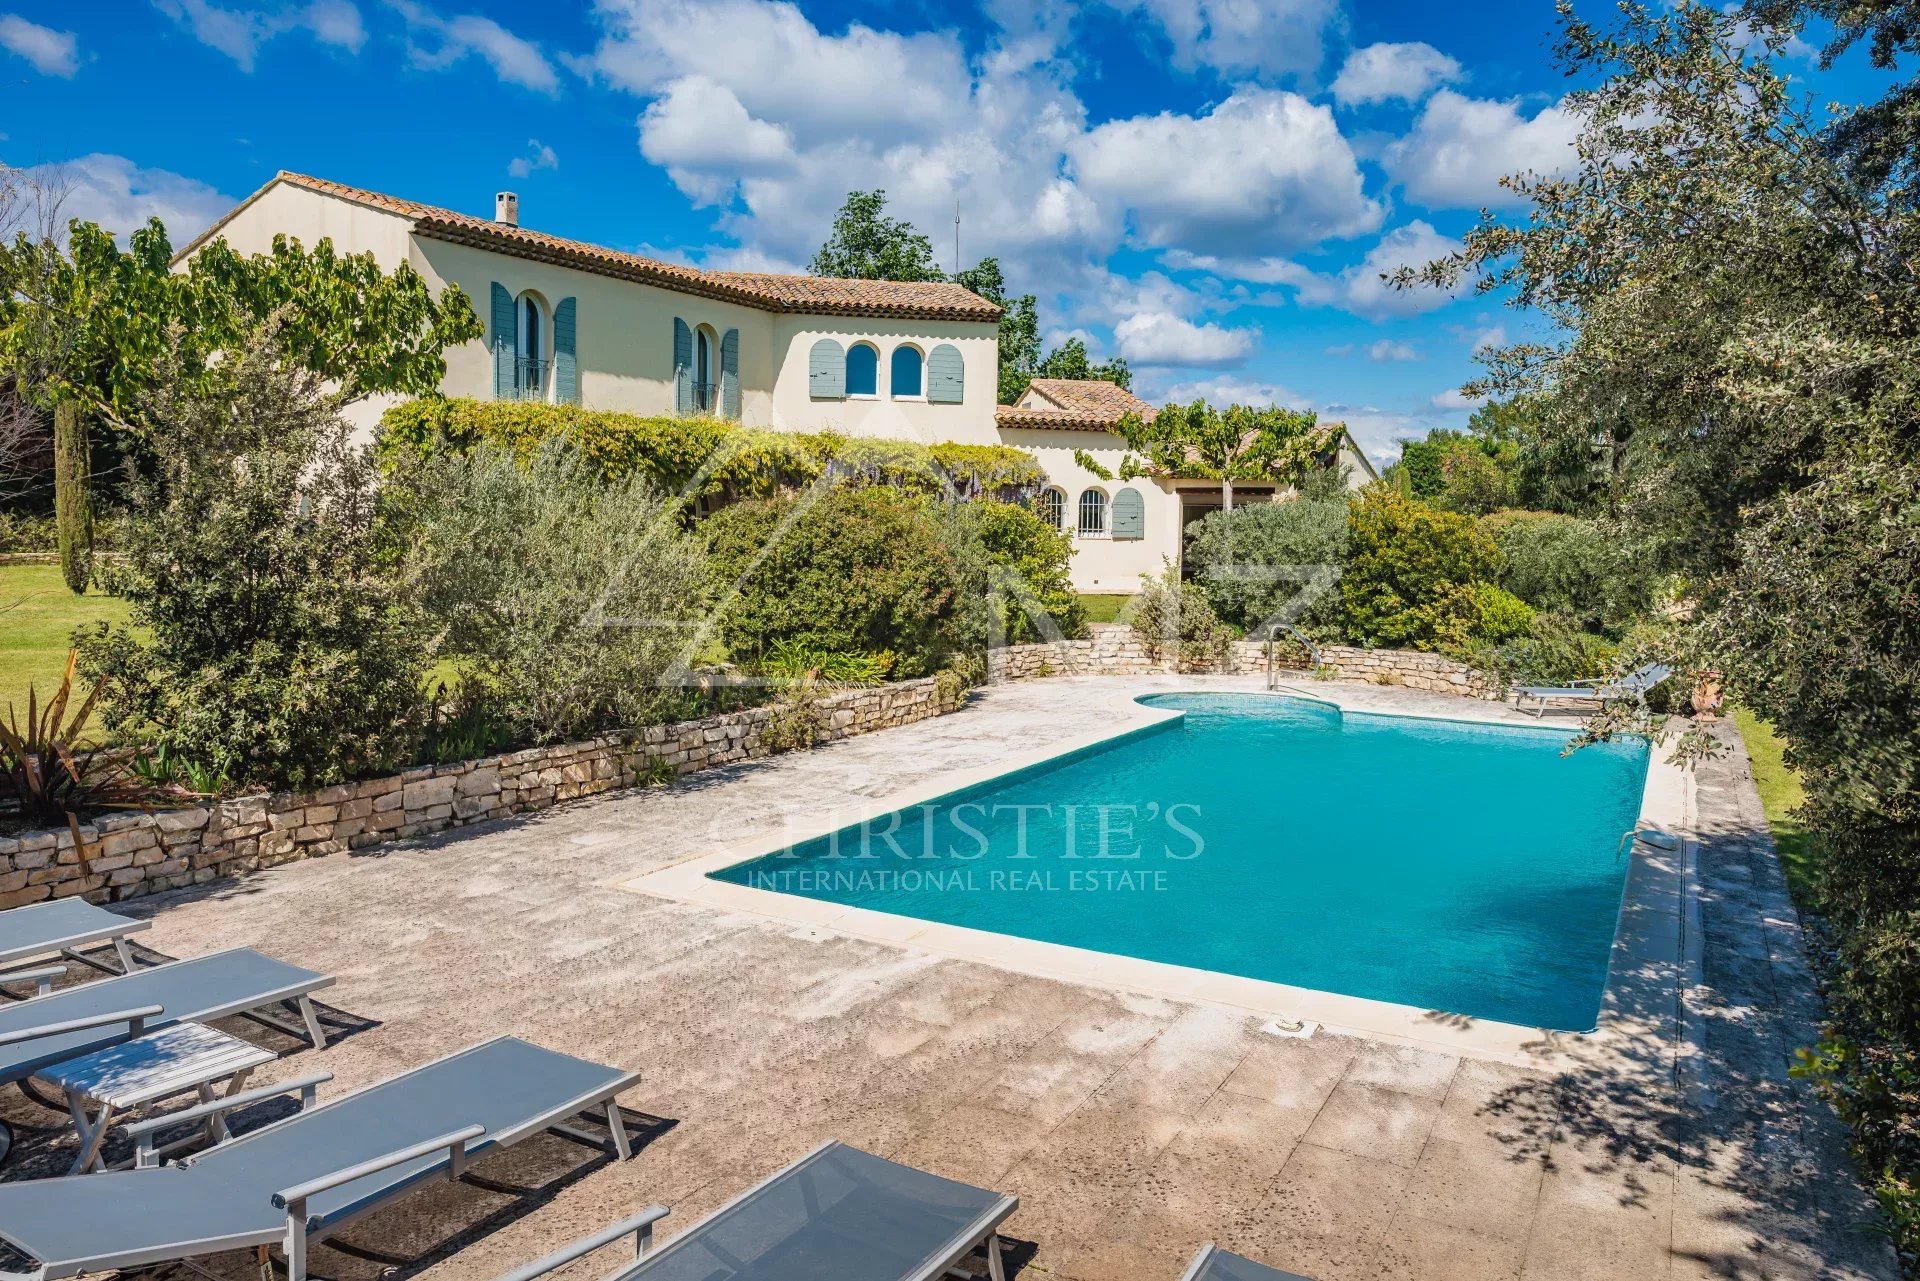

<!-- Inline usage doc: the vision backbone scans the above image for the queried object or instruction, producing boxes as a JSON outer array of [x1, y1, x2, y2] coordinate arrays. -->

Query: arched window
[[694, 326, 716, 413], [514, 291, 548, 401], [846, 343, 879, 397], [1078, 488, 1108, 536], [1037, 488, 1066, 531], [891, 345, 924, 398]]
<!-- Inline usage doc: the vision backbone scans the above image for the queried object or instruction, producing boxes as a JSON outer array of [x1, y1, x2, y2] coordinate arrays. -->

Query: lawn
[[1078, 593, 1134, 625], [0, 562, 131, 738], [1732, 705, 1816, 906]]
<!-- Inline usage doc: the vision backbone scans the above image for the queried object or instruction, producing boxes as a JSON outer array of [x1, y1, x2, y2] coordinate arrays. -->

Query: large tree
[[1406, 0, 1920, 1244], [807, 190, 946, 282]]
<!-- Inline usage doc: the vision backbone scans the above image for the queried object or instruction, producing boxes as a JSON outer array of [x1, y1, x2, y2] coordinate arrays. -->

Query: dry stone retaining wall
[[0, 677, 963, 910], [992, 627, 1497, 700]]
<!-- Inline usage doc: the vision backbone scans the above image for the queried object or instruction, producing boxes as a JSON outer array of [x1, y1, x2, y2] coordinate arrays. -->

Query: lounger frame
[[0, 1037, 639, 1281], [553, 1139, 1017, 1281], [0, 901, 148, 982]]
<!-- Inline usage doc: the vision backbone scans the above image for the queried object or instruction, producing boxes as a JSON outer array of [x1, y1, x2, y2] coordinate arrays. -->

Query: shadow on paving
[[1463, 723, 1897, 1279]]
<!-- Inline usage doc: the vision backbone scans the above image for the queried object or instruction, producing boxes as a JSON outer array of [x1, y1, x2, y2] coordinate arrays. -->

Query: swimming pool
[[710, 693, 1651, 1031]]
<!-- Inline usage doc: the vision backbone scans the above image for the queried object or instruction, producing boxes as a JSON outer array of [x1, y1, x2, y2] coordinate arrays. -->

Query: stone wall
[[991, 626, 1497, 700], [0, 677, 964, 910]]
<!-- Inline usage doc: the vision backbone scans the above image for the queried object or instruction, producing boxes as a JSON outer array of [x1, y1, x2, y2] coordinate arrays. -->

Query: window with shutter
[[890, 345, 924, 398], [1111, 487, 1145, 539], [927, 344, 963, 403], [845, 343, 878, 396], [720, 327, 741, 420], [809, 338, 846, 399], [553, 297, 578, 405], [673, 317, 693, 416], [490, 282, 515, 401]]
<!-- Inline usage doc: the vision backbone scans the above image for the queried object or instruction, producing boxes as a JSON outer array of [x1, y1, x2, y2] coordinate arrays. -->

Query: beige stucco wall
[[770, 316, 1001, 444], [995, 427, 1183, 593]]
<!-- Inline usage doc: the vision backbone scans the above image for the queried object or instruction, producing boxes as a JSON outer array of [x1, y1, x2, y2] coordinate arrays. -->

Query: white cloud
[[1072, 88, 1382, 254], [1331, 42, 1459, 106], [392, 0, 556, 93], [1177, 220, 1463, 321], [17, 153, 235, 245], [506, 138, 557, 179], [153, 0, 365, 71], [1114, 311, 1257, 367], [1367, 339, 1418, 361], [1112, 0, 1342, 81], [1469, 324, 1506, 352], [639, 76, 796, 204], [1384, 89, 1579, 210], [0, 14, 77, 76]]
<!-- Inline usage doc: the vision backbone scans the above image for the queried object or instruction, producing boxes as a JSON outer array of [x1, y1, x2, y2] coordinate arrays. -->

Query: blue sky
[[0, 0, 1886, 466]]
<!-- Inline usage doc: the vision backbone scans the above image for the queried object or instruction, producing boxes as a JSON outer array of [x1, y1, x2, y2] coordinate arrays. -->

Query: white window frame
[[1077, 487, 1109, 538], [845, 341, 881, 401]]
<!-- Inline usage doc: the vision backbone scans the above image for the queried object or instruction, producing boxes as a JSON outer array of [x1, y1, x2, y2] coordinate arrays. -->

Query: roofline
[[174, 173, 1003, 324]]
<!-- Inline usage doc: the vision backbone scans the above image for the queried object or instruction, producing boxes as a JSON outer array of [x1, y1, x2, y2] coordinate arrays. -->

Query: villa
[[179, 172, 1372, 593]]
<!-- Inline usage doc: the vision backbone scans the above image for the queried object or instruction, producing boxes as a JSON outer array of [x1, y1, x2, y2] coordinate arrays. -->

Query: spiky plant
[[0, 651, 152, 867]]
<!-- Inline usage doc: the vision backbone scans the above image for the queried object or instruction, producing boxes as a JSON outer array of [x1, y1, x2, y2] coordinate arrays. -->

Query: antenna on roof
[[954, 200, 961, 277]]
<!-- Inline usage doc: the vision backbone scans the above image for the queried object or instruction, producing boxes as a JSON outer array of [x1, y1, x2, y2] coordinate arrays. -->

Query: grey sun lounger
[[0, 947, 332, 1087], [1179, 1241, 1316, 1281], [0, 1035, 640, 1281], [1513, 661, 1673, 716], [486, 1139, 1017, 1281], [0, 899, 148, 984]]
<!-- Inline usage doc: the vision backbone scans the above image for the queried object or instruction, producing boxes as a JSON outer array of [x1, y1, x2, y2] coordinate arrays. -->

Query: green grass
[[0, 563, 132, 738], [1078, 593, 1135, 625], [1732, 704, 1818, 906]]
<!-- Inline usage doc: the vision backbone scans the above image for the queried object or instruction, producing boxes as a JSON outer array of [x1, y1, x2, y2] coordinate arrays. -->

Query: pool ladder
[[1265, 622, 1322, 690]]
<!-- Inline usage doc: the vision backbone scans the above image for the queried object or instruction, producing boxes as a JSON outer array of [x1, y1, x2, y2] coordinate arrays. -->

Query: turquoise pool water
[[713, 693, 1651, 1031]]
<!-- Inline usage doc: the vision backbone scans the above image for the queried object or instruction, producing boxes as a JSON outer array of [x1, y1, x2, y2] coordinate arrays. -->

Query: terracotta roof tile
[[181, 173, 1002, 324], [1022, 378, 1155, 419], [994, 405, 1132, 431]]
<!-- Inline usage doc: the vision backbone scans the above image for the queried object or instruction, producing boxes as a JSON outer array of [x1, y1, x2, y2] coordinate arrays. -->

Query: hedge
[[378, 398, 1048, 504]]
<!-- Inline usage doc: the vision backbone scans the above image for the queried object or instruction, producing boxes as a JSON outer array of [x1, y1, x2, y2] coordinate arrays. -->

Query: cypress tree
[[52, 400, 91, 594]]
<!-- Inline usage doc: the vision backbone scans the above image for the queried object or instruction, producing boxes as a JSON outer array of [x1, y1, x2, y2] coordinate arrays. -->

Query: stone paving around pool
[[12, 676, 1893, 1281]]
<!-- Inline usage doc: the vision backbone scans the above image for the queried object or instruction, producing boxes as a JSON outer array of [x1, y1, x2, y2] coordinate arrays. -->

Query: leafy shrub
[[79, 333, 428, 790], [703, 487, 976, 678], [761, 683, 827, 753], [760, 639, 893, 685], [0, 509, 54, 552], [379, 398, 1046, 503], [1184, 499, 1349, 635], [938, 498, 1084, 644], [1134, 565, 1238, 671], [401, 441, 714, 745], [1469, 612, 1621, 687], [1341, 487, 1501, 650], [1434, 582, 1536, 652], [1480, 510, 1652, 633]]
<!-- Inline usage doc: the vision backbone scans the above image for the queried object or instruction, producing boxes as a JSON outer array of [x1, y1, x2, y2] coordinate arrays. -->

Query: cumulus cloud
[[17, 153, 235, 244], [0, 14, 78, 76], [153, 0, 365, 71], [392, 0, 556, 93], [507, 139, 557, 178], [1432, 386, 1486, 410], [1072, 89, 1381, 254], [1367, 339, 1418, 361], [1114, 311, 1257, 367], [1331, 42, 1459, 106], [1113, 0, 1342, 81], [639, 76, 797, 204], [1173, 220, 1463, 321], [1384, 89, 1579, 209]]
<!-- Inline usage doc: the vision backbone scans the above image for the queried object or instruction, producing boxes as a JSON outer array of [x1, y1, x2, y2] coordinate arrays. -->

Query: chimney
[[495, 191, 519, 226]]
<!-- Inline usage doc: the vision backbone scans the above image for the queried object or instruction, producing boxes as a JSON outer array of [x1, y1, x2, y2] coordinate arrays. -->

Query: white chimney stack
[[495, 191, 519, 226]]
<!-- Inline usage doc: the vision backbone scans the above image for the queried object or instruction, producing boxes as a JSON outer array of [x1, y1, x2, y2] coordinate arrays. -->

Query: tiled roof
[[1022, 378, 1155, 419], [176, 173, 1002, 324], [994, 405, 1132, 432]]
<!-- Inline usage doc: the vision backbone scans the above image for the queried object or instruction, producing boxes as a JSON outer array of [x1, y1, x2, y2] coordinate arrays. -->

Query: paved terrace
[[0, 677, 1893, 1281]]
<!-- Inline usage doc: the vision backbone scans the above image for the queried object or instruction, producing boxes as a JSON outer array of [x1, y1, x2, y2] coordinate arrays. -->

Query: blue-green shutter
[[927, 344, 963, 403], [1112, 487, 1145, 539], [720, 327, 740, 420], [553, 297, 578, 405], [809, 338, 845, 399], [673, 317, 693, 415], [490, 282, 515, 400]]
